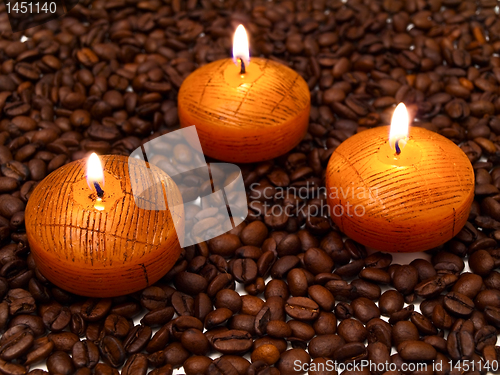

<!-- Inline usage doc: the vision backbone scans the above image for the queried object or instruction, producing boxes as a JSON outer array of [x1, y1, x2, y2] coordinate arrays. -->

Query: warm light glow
[[94, 198, 105, 211], [389, 103, 409, 153], [86, 153, 104, 190], [233, 25, 250, 69]]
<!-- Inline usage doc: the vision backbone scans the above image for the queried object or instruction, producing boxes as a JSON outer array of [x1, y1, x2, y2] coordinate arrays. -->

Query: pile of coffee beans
[[1, 0, 500, 374]]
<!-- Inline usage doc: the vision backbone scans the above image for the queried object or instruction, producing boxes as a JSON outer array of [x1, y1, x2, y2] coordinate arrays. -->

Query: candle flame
[[86, 152, 104, 191], [233, 25, 249, 70], [389, 103, 409, 153]]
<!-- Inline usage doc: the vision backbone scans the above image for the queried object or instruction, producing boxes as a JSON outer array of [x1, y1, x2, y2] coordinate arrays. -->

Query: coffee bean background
[[2, 0, 500, 374]]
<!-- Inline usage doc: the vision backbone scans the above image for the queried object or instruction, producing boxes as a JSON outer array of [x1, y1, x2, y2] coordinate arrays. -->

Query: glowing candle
[[326, 104, 474, 253], [25, 154, 184, 297], [178, 25, 310, 163]]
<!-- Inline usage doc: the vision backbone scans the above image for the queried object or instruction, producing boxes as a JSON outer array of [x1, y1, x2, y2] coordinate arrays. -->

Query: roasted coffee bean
[[46, 351, 75, 375], [72, 340, 99, 369], [214, 289, 242, 314], [81, 298, 112, 322], [94, 363, 120, 375], [285, 297, 319, 321], [447, 330, 474, 361], [351, 297, 380, 323], [47, 332, 78, 352], [25, 336, 53, 365], [211, 330, 252, 355], [392, 265, 419, 295], [184, 356, 212, 375], [277, 348, 310, 375], [141, 306, 175, 327], [100, 336, 126, 368], [443, 292, 474, 317], [121, 353, 148, 375], [469, 250, 494, 276], [379, 290, 404, 316], [410, 312, 437, 336], [307, 285, 335, 311], [474, 325, 497, 351], [251, 344, 281, 365], [337, 318, 367, 343], [392, 321, 419, 347], [180, 329, 209, 355], [397, 340, 437, 361], [308, 334, 345, 358], [0, 329, 34, 360], [452, 273, 483, 299], [333, 342, 367, 362]]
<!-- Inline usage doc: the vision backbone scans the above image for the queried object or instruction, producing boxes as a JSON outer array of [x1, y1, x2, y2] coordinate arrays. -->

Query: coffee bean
[[397, 340, 437, 361], [392, 265, 419, 295], [337, 319, 367, 343], [469, 250, 494, 276], [47, 351, 75, 375], [333, 342, 367, 362], [211, 330, 252, 355], [121, 353, 148, 375], [447, 330, 474, 361], [277, 348, 310, 375], [81, 298, 112, 322], [0, 329, 34, 360], [72, 340, 99, 369], [308, 334, 345, 358], [443, 292, 474, 317], [100, 336, 126, 368], [285, 297, 319, 321], [184, 356, 212, 375]]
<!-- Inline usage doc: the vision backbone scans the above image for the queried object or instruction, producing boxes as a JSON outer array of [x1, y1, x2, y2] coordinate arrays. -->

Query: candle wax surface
[[178, 57, 310, 163], [326, 126, 475, 253]]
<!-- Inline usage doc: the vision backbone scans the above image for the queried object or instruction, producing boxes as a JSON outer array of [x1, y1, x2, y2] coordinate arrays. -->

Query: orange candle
[[178, 25, 310, 163], [326, 104, 474, 253], [25, 154, 184, 297]]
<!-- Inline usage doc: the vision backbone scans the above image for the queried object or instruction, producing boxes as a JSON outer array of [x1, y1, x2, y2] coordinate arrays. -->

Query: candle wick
[[93, 182, 104, 199], [395, 139, 402, 156], [239, 58, 246, 74]]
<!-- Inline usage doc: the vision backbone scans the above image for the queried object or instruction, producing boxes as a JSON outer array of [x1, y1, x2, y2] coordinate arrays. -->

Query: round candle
[[326, 104, 474, 253], [25, 155, 184, 297], [178, 25, 310, 163]]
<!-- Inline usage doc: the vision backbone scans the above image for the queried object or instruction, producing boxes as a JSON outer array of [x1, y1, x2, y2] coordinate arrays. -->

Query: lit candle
[[178, 25, 310, 163], [25, 154, 184, 297], [326, 104, 474, 253]]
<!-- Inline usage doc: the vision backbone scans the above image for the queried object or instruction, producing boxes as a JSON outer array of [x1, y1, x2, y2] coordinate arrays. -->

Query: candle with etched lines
[[25, 154, 184, 297], [326, 103, 475, 253], [178, 25, 310, 163]]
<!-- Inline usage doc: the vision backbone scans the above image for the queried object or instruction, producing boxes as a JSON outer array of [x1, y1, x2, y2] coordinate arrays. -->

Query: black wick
[[239, 58, 246, 74], [93, 182, 104, 199], [395, 139, 402, 156]]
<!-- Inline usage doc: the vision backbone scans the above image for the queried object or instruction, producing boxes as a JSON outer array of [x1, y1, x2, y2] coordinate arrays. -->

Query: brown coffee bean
[[277, 348, 310, 375], [285, 297, 319, 321], [81, 298, 112, 322], [100, 336, 126, 368], [72, 340, 99, 369], [251, 344, 281, 365], [469, 250, 494, 276], [337, 319, 367, 343], [211, 330, 252, 355], [443, 292, 474, 317], [392, 265, 419, 295], [47, 351, 75, 375], [397, 340, 437, 361], [308, 334, 345, 358]]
